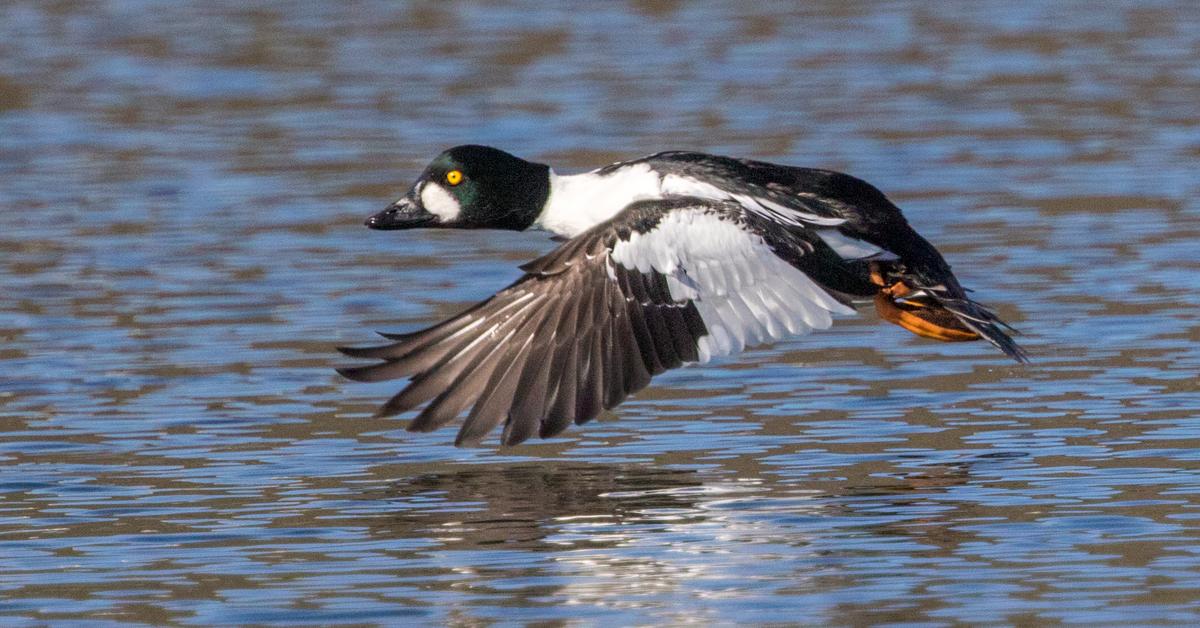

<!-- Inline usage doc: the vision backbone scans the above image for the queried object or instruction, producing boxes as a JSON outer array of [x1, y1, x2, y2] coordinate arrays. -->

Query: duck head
[[367, 145, 551, 231]]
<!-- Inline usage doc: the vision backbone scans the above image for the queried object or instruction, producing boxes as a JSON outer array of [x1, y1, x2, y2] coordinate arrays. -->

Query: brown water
[[2, 1, 1200, 624]]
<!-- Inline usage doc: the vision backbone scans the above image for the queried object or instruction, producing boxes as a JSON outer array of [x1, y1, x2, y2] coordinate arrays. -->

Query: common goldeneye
[[339, 145, 1026, 446]]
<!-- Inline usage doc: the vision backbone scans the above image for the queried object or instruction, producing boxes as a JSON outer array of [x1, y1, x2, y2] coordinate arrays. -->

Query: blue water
[[2, 1, 1199, 624]]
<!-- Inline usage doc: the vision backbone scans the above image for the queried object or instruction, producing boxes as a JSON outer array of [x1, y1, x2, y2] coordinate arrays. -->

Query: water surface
[[2, 1, 1200, 624]]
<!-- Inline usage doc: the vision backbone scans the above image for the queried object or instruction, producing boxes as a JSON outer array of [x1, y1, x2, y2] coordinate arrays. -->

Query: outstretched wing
[[338, 196, 856, 447]]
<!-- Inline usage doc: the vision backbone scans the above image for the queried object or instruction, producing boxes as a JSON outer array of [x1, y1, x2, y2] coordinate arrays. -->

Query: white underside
[[610, 207, 856, 363]]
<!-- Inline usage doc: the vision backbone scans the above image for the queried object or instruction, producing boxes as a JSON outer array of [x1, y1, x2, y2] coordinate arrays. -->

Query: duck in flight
[[338, 145, 1026, 447]]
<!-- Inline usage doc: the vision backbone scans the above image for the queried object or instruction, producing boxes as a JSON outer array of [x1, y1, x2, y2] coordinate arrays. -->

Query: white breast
[[534, 165, 662, 237]]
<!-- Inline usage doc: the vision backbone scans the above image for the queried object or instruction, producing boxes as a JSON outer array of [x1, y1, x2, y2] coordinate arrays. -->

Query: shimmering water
[[3, 1, 1199, 624]]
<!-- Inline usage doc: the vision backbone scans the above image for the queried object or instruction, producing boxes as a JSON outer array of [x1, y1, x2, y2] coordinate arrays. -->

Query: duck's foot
[[873, 292, 980, 342], [869, 263, 980, 342]]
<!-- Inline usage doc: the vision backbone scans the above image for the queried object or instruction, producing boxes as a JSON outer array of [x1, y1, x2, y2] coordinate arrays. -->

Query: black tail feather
[[933, 294, 1028, 363], [874, 241, 1029, 364]]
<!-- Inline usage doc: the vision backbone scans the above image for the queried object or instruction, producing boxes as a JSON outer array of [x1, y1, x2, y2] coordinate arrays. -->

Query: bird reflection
[[371, 463, 708, 551], [356, 453, 1026, 621]]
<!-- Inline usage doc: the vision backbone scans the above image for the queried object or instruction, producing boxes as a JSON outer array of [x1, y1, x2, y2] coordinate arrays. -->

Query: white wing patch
[[610, 208, 855, 364], [660, 175, 847, 227]]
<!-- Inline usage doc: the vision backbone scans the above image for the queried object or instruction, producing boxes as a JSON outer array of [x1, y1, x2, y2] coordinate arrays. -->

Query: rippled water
[[3, 0, 1199, 624]]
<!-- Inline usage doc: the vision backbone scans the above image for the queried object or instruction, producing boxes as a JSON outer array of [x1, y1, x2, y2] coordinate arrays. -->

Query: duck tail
[[869, 261, 1028, 363]]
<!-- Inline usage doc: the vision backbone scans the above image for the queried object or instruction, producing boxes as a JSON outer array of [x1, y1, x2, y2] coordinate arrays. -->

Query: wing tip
[[337, 345, 378, 359], [373, 405, 400, 419], [404, 418, 439, 432], [336, 363, 384, 382]]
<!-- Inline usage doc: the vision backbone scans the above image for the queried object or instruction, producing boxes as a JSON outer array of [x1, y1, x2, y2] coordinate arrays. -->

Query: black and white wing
[[633, 152, 1026, 361], [338, 196, 856, 447]]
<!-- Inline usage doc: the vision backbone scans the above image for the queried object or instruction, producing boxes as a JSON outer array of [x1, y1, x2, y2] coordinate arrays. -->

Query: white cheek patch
[[420, 183, 462, 222]]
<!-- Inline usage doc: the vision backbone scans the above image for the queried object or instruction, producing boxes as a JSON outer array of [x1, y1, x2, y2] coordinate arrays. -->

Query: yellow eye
[[445, 170, 463, 186]]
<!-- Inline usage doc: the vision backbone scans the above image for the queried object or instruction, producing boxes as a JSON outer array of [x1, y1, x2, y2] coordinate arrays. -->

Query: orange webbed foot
[[869, 263, 980, 342]]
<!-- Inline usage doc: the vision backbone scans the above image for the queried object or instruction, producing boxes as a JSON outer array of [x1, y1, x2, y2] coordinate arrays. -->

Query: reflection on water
[[3, 0, 1200, 624]]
